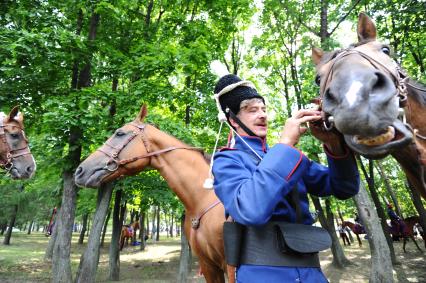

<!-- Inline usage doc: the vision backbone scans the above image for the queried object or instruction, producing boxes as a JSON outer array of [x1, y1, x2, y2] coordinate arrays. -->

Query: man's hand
[[279, 109, 321, 146], [309, 119, 346, 156]]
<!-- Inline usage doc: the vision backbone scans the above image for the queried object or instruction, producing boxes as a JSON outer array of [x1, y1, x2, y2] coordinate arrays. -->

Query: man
[[212, 74, 360, 282], [387, 203, 404, 240]]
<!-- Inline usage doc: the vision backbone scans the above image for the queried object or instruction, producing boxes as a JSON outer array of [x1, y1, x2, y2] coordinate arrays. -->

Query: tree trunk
[[325, 199, 351, 268], [359, 158, 398, 264], [353, 182, 394, 282], [27, 220, 34, 235], [52, 171, 79, 283], [3, 204, 18, 245], [0, 221, 7, 235], [139, 211, 146, 251], [109, 189, 122, 281], [311, 197, 350, 268], [101, 209, 111, 248], [170, 213, 174, 237], [376, 161, 403, 217], [45, 209, 60, 261], [177, 214, 191, 283], [151, 207, 156, 240], [78, 213, 89, 244], [156, 205, 160, 242], [75, 183, 113, 283]]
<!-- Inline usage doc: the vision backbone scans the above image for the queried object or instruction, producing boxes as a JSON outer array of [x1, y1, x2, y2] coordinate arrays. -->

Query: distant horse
[[75, 105, 227, 283], [120, 221, 140, 250], [342, 221, 366, 247], [389, 216, 424, 252], [0, 106, 36, 179], [312, 13, 426, 200]]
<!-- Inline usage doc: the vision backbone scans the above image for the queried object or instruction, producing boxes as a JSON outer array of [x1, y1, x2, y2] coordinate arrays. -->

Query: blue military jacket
[[212, 135, 360, 282]]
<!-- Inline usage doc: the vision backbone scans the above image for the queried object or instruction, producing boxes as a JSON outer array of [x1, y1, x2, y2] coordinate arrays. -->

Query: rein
[[0, 116, 31, 170]]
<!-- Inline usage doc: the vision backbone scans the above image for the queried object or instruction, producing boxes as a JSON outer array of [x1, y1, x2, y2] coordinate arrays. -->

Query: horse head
[[312, 13, 413, 159], [75, 105, 152, 188], [0, 106, 36, 179]]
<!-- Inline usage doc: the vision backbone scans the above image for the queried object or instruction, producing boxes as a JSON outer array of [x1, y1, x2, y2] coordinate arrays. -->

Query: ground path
[[0, 232, 425, 282]]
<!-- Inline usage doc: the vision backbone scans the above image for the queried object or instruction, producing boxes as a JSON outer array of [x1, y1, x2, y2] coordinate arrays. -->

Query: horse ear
[[135, 104, 148, 123], [357, 12, 376, 42], [312, 47, 324, 65], [7, 106, 23, 124]]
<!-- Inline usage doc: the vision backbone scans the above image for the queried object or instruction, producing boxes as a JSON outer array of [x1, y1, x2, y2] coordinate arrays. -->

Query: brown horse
[[74, 105, 227, 283], [120, 221, 140, 250], [0, 106, 36, 179], [342, 221, 366, 247], [312, 13, 426, 200], [389, 216, 424, 253]]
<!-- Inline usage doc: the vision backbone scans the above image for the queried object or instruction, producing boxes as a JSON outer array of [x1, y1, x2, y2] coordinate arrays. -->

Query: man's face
[[231, 100, 268, 138]]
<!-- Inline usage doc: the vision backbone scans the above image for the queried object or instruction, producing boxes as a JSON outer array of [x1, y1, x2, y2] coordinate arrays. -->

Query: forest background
[[0, 0, 425, 281]]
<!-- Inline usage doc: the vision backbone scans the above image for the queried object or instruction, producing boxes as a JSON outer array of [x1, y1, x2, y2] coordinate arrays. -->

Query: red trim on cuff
[[323, 144, 350, 159]]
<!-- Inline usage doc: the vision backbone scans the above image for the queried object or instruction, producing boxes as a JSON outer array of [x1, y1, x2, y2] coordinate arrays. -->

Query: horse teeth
[[354, 126, 395, 146]]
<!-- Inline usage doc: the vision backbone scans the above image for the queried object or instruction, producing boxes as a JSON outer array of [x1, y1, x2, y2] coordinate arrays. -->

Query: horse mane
[[407, 79, 426, 106]]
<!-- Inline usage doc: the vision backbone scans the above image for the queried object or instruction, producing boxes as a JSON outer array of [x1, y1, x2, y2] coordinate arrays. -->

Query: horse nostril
[[324, 89, 336, 102], [75, 166, 83, 177], [26, 166, 33, 173], [372, 72, 387, 90]]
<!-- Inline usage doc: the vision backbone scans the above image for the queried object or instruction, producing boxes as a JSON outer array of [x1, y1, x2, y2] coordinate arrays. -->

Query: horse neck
[[407, 83, 426, 143], [147, 127, 216, 213]]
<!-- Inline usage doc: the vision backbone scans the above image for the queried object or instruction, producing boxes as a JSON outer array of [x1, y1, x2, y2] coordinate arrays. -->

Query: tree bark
[[139, 211, 147, 251], [75, 183, 113, 283], [325, 199, 351, 268], [358, 159, 398, 264], [376, 161, 403, 217], [311, 197, 350, 268], [52, 171, 79, 283], [45, 209, 60, 261], [156, 205, 160, 241], [78, 213, 89, 244], [101, 209, 111, 248], [353, 182, 394, 282], [27, 220, 34, 235], [177, 214, 191, 283], [3, 204, 18, 245], [109, 189, 122, 281]]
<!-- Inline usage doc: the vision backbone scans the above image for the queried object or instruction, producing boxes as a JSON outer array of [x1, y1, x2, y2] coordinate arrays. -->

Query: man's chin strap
[[228, 109, 257, 137]]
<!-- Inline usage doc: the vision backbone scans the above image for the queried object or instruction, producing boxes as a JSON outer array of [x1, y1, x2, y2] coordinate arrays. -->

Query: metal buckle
[[191, 218, 200, 229], [104, 159, 119, 172]]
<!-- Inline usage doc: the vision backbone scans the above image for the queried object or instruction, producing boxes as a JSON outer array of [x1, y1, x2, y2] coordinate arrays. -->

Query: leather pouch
[[223, 221, 244, 266], [275, 222, 332, 254]]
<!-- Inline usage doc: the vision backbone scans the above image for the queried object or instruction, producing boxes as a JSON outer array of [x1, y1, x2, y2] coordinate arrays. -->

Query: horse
[[75, 105, 228, 283], [388, 215, 424, 253], [312, 13, 426, 200], [0, 106, 36, 179], [120, 221, 140, 250], [342, 221, 366, 247]]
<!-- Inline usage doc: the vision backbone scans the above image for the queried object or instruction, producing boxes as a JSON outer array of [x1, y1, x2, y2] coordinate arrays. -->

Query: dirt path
[[0, 233, 425, 282]]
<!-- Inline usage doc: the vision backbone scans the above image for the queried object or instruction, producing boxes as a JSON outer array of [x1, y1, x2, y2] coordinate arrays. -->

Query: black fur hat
[[214, 74, 264, 117]]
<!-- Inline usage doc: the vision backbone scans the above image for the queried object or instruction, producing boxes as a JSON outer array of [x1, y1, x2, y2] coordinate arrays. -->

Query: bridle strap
[[319, 48, 409, 131], [191, 200, 221, 229], [96, 122, 204, 172]]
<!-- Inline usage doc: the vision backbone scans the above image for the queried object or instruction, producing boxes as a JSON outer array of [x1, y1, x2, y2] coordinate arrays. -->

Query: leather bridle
[[96, 122, 203, 173], [319, 48, 409, 131], [0, 116, 32, 170]]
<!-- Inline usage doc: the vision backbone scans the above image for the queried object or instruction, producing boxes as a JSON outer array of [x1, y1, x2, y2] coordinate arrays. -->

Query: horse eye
[[315, 75, 321, 86], [381, 46, 390, 55], [10, 133, 19, 139], [115, 131, 126, 137]]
